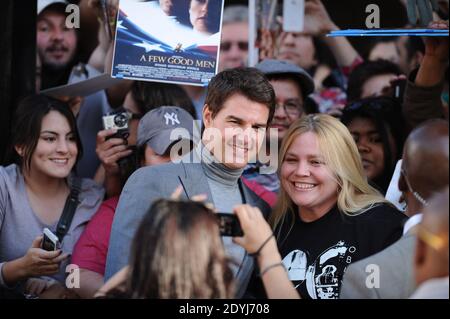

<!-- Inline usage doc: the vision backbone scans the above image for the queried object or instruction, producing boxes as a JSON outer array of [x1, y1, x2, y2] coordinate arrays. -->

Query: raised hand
[[407, 0, 440, 27], [303, 0, 338, 35], [96, 129, 132, 175]]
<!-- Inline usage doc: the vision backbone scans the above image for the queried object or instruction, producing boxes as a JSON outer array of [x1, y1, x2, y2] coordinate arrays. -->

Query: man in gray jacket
[[340, 119, 449, 298], [104, 67, 276, 298]]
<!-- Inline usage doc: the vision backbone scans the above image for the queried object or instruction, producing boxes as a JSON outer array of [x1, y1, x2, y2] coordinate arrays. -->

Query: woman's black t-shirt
[[249, 203, 407, 299]]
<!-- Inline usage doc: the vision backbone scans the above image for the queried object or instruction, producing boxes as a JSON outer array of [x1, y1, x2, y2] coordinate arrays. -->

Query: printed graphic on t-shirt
[[282, 241, 356, 299]]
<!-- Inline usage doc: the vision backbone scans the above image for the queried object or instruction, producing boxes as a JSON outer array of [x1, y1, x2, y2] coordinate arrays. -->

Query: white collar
[[403, 213, 423, 235]]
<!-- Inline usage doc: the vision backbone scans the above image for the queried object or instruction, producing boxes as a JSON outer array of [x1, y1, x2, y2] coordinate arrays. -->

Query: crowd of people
[[0, 0, 448, 299]]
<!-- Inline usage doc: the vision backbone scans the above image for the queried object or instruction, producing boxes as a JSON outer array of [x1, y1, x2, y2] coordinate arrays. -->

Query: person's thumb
[[31, 236, 43, 249]]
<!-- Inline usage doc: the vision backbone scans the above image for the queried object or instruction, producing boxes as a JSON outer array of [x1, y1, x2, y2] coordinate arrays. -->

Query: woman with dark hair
[[341, 96, 406, 194], [97, 199, 234, 298], [0, 95, 104, 298]]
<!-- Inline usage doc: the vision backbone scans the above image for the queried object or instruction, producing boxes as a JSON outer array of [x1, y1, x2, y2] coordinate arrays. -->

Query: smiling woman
[[0, 95, 104, 298], [256, 114, 407, 299]]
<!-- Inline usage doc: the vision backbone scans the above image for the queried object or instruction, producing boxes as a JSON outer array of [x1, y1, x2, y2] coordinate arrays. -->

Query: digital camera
[[216, 213, 243, 237], [102, 111, 130, 140]]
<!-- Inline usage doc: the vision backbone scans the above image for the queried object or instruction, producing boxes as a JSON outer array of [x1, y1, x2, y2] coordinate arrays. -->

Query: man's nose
[[228, 44, 243, 57], [50, 28, 64, 41], [282, 32, 296, 45], [274, 104, 287, 118]]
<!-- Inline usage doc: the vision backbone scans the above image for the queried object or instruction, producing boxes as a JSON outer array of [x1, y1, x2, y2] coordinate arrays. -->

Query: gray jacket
[[104, 158, 271, 297], [340, 233, 417, 299]]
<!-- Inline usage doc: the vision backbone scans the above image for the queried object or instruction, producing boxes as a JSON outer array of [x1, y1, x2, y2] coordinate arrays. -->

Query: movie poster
[[112, 0, 225, 86]]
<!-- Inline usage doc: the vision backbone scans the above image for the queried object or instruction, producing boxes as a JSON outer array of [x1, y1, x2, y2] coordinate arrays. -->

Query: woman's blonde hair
[[270, 114, 391, 232]]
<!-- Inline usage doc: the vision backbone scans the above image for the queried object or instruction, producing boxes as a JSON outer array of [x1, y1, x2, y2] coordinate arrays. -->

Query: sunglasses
[[221, 41, 249, 52]]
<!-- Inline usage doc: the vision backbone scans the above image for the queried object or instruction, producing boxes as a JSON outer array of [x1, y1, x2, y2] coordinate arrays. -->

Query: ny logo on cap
[[164, 112, 180, 126]]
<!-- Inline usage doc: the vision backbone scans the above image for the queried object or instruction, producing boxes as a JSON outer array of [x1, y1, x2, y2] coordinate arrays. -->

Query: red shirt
[[242, 178, 277, 208], [71, 196, 119, 275]]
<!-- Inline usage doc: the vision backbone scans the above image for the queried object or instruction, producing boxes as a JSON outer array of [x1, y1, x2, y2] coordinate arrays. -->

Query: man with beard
[[242, 59, 315, 196], [37, 0, 78, 90]]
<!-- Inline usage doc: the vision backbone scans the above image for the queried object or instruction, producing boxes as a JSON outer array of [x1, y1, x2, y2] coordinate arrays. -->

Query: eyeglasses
[[401, 168, 428, 207], [275, 100, 303, 117], [413, 224, 448, 252], [127, 111, 143, 121], [221, 41, 249, 52]]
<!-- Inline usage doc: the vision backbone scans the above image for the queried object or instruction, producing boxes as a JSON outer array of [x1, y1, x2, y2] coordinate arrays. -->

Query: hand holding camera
[[96, 128, 133, 175], [18, 235, 68, 278]]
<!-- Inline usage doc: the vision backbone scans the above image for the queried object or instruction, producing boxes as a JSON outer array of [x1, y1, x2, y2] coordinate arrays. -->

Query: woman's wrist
[[257, 239, 282, 269], [2, 258, 28, 286]]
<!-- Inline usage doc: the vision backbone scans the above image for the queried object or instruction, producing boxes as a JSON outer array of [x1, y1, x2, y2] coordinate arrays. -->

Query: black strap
[[55, 178, 82, 242], [249, 234, 275, 258]]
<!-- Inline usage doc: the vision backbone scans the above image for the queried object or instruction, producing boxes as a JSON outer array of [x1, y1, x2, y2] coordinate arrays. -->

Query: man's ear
[[14, 145, 24, 157], [202, 104, 212, 128]]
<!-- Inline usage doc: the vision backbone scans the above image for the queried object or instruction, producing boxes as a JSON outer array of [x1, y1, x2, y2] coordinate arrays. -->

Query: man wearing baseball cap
[[136, 106, 195, 166], [71, 106, 195, 298], [243, 59, 315, 195], [37, 0, 78, 90]]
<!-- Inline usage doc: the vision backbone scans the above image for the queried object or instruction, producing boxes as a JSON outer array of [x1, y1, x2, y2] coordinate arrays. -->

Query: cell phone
[[216, 213, 244, 237], [42, 228, 60, 251], [283, 0, 305, 32], [392, 78, 406, 102]]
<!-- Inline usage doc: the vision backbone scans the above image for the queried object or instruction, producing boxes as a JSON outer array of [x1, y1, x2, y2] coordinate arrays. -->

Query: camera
[[42, 228, 60, 251], [102, 111, 130, 140], [216, 213, 243, 237]]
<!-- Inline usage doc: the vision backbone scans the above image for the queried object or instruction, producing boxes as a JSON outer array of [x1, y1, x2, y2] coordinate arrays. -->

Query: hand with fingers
[[423, 20, 449, 61], [303, 0, 338, 35], [20, 236, 69, 278], [407, 0, 440, 27], [170, 185, 214, 210], [24, 278, 56, 297], [96, 129, 133, 175]]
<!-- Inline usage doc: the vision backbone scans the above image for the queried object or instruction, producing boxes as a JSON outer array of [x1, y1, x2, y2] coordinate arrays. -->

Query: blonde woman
[[234, 114, 407, 299]]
